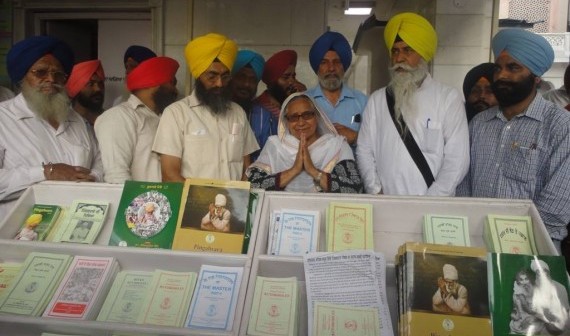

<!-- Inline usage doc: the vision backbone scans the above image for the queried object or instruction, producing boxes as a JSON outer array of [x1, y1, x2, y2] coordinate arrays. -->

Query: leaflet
[[313, 302, 380, 336]]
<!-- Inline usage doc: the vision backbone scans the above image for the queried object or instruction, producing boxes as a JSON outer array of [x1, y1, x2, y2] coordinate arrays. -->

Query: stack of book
[[423, 214, 470, 246], [267, 209, 320, 256], [395, 242, 491, 336], [325, 202, 374, 252], [484, 214, 538, 254]]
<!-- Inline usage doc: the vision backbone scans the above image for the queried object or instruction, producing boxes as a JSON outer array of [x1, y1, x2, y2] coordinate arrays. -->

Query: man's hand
[[334, 123, 358, 145], [44, 163, 95, 182], [437, 277, 447, 294]]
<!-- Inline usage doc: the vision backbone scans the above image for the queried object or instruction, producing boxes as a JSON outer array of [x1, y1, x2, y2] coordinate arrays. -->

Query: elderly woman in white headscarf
[[246, 92, 362, 193]]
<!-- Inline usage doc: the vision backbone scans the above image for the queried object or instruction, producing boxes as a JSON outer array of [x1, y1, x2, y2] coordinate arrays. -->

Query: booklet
[[313, 302, 380, 336], [272, 209, 320, 256], [14, 204, 62, 241], [0, 263, 22, 296], [56, 200, 110, 244], [484, 214, 538, 255], [424, 214, 470, 246], [326, 202, 374, 252]]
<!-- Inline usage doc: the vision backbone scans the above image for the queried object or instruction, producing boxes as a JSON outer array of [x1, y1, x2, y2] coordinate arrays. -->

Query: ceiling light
[[344, 0, 375, 16]]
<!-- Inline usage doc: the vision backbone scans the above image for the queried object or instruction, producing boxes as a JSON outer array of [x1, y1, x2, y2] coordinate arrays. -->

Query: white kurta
[[152, 90, 259, 181], [0, 94, 103, 216], [95, 95, 162, 183], [356, 74, 469, 196]]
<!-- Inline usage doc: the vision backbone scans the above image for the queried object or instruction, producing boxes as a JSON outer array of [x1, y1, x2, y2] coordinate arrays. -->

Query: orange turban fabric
[[126, 56, 179, 91], [184, 33, 238, 79], [66, 60, 105, 98], [262, 49, 297, 86]]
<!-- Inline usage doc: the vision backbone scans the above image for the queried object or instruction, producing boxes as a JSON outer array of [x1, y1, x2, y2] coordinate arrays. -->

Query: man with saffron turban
[[306, 31, 367, 147], [153, 33, 259, 182], [457, 28, 570, 251], [0, 36, 103, 217], [95, 56, 179, 183], [357, 12, 469, 196], [230, 50, 268, 160], [66, 59, 106, 127], [462, 63, 498, 122]]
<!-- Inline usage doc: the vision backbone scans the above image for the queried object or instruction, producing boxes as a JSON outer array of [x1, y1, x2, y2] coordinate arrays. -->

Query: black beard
[[267, 84, 288, 104], [492, 74, 535, 107], [153, 85, 178, 114], [195, 80, 232, 115], [75, 92, 104, 114]]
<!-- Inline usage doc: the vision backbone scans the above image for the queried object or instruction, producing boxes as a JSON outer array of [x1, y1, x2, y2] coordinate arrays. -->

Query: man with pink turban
[[95, 56, 179, 183], [66, 59, 106, 127], [153, 33, 259, 182], [0, 36, 102, 218], [357, 12, 469, 196]]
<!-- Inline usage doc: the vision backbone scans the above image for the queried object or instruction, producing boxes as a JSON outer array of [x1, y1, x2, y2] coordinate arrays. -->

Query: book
[[0, 252, 73, 316], [109, 181, 184, 249], [241, 191, 259, 254], [14, 204, 62, 241], [96, 270, 155, 323], [56, 200, 110, 244], [396, 242, 491, 336], [488, 253, 570, 336], [136, 269, 197, 327], [484, 214, 538, 255], [326, 202, 374, 252], [424, 214, 471, 246], [185, 265, 244, 331], [312, 302, 380, 336], [43, 256, 120, 320], [271, 209, 320, 256], [172, 178, 251, 254], [0, 263, 22, 296], [247, 276, 299, 336], [45, 206, 69, 242]]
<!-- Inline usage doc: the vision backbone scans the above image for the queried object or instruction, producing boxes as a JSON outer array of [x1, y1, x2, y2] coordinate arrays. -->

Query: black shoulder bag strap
[[385, 88, 435, 188]]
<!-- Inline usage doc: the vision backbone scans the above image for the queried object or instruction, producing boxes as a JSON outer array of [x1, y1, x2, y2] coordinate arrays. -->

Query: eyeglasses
[[30, 69, 68, 82], [285, 111, 316, 122], [203, 71, 231, 84]]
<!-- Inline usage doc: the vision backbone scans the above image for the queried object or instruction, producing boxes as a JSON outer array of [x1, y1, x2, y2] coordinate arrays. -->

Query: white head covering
[[214, 194, 227, 207], [443, 264, 458, 280], [247, 92, 354, 192], [530, 259, 549, 273]]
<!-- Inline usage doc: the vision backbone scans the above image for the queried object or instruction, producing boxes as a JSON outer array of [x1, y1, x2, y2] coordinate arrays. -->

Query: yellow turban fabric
[[184, 33, 238, 79], [384, 12, 437, 62]]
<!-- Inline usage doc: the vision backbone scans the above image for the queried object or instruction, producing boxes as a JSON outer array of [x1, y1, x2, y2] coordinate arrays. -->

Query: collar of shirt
[[310, 83, 355, 102], [187, 89, 202, 108], [483, 93, 545, 123]]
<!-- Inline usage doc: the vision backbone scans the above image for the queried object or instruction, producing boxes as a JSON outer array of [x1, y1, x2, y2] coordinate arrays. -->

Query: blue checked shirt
[[457, 94, 570, 240]]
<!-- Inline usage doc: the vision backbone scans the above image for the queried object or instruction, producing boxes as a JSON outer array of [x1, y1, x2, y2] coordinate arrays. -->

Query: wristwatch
[[314, 171, 323, 192]]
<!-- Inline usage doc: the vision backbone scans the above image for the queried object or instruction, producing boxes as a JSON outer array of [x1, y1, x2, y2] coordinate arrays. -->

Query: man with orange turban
[[357, 12, 469, 196], [153, 33, 259, 182], [95, 56, 179, 183], [66, 59, 106, 127]]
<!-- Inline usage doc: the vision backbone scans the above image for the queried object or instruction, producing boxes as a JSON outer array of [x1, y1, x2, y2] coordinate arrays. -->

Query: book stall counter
[[239, 191, 558, 336], [0, 181, 265, 336]]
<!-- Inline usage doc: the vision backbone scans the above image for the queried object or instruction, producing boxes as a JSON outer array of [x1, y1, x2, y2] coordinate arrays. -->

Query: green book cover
[[0, 263, 22, 296], [424, 214, 471, 246], [326, 202, 374, 252], [485, 215, 538, 255], [241, 191, 259, 254], [14, 204, 61, 241], [58, 200, 110, 244], [248, 276, 298, 336], [488, 253, 570, 335], [97, 270, 155, 323], [0, 252, 73, 316], [109, 181, 183, 249]]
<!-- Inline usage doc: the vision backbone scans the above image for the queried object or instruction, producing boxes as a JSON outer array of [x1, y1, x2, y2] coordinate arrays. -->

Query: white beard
[[388, 59, 429, 131], [21, 80, 70, 125]]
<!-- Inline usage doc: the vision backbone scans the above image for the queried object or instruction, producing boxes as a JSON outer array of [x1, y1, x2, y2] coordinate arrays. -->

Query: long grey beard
[[21, 81, 70, 124], [388, 60, 429, 132]]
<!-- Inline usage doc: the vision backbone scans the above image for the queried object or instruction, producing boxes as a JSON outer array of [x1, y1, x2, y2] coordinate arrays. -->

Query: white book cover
[[43, 256, 119, 320], [185, 265, 244, 331], [274, 209, 320, 256]]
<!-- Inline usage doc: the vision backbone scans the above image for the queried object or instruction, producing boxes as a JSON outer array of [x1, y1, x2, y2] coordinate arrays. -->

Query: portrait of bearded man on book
[[432, 263, 471, 315]]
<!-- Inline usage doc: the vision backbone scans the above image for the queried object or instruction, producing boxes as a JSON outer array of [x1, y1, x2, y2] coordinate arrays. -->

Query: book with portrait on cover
[[56, 200, 110, 244], [14, 204, 62, 241], [172, 178, 251, 254], [109, 180, 183, 249]]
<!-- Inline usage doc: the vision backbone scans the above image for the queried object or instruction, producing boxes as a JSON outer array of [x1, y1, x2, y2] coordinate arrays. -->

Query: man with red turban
[[95, 56, 179, 183], [66, 59, 106, 127], [0, 36, 102, 218], [153, 33, 259, 182]]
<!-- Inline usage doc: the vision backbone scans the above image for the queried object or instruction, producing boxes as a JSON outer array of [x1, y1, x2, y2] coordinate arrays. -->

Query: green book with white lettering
[[484, 214, 537, 255], [424, 214, 470, 246]]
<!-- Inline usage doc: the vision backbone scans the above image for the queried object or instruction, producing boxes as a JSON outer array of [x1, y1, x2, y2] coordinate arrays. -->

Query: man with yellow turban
[[66, 59, 106, 127], [153, 33, 259, 182], [457, 28, 570, 252], [357, 12, 469, 196]]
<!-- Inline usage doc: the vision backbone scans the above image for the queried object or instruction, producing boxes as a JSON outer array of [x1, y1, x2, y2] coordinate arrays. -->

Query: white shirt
[[356, 74, 469, 196], [95, 95, 161, 183], [0, 94, 103, 216], [152, 90, 259, 181]]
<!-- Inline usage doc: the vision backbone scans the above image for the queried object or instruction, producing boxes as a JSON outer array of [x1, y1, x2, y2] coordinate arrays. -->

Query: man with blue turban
[[306, 31, 367, 147], [357, 12, 469, 196], [229, 50, 269, 160], [0, 36, 103, 217], [457, 28, 570, 251], [153, 33, 259, 182]]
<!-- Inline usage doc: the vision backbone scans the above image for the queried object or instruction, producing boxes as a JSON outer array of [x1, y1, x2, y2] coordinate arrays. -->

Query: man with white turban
[[152, 33, 259, 182], [432, 263, 471, 315], [357, 12, 469, 196], [457, 28, 570, 252], [307, 31, 367, 147], [201, 193, 231, 232]]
